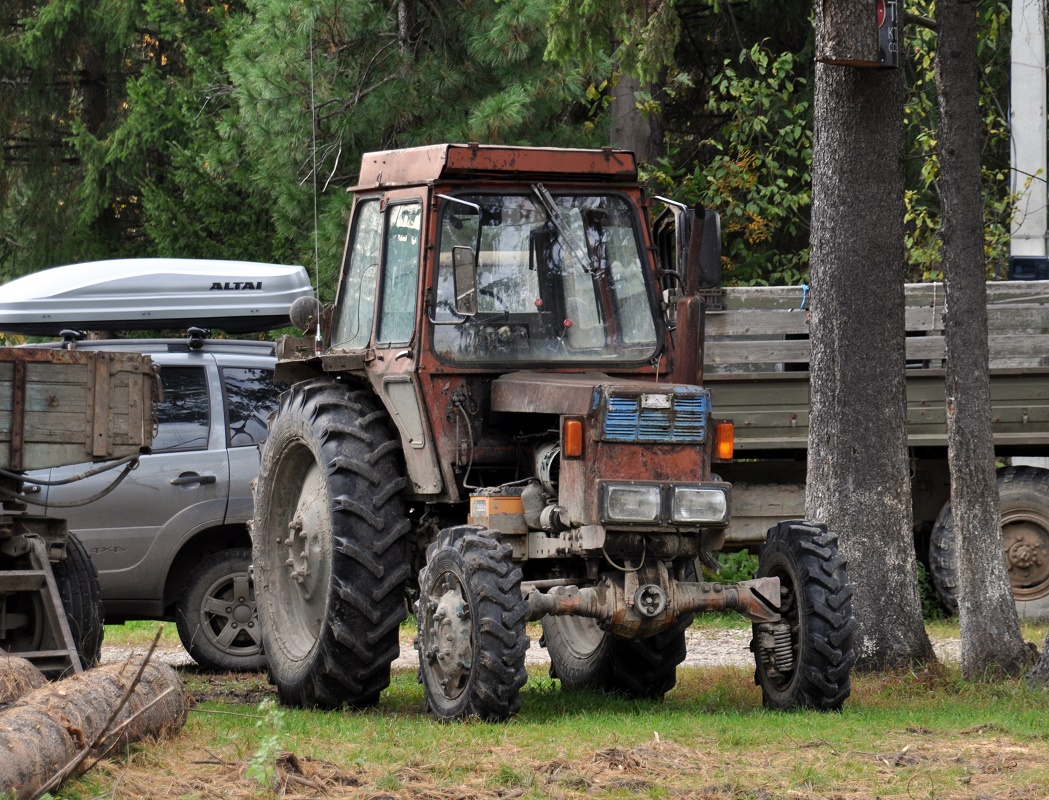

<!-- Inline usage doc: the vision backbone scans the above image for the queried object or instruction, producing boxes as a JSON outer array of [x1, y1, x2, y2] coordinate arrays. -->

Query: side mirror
[[452, 245, 478, 316]]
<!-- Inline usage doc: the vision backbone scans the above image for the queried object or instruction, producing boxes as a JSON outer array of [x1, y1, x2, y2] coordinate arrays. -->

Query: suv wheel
[[176, 547, 266, 672]]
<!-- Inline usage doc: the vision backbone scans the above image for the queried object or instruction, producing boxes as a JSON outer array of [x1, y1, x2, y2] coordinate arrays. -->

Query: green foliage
[[712, 549, 759, 584], [916, 559, 948, 622], [902, 0, 1014, 280], [224, 0, 595, 298], [543, 0, 681, 87], [0, 0, 1025, 293], [646, 44, 811, 286], [247, 697, 287, 790]]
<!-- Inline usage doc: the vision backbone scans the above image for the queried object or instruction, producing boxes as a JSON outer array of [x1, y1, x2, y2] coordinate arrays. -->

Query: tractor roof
[[352, 143, 638, 191]]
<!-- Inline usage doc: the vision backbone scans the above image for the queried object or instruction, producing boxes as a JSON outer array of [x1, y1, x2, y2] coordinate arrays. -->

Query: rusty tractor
[[251, 144, 856, 720]]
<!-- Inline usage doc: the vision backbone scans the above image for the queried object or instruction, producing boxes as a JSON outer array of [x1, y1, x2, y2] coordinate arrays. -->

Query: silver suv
[[26, 336, 280, 671]]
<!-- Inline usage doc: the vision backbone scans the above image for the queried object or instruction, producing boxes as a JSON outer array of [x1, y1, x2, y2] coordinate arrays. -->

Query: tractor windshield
[[432, 190, 659, 364]]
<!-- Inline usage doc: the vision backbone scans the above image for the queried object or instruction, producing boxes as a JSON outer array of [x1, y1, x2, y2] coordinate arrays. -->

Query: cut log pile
[[0, 656, 187, 800], [0, 657, 46, 706]]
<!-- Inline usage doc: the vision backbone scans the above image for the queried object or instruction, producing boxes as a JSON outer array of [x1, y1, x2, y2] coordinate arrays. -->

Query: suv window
[[222, 366, 282, 448], [152, 366, 210, 452]]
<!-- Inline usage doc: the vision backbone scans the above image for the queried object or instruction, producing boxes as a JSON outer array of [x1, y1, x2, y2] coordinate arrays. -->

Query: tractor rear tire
[[416, 526, 529, 721], [252, 379, 410, 708], [751, 520, 855, 711], [542, 614, 690, 699]]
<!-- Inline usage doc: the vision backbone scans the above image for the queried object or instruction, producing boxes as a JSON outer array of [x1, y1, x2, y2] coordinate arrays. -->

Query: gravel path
[[102, 629, 962, 671]]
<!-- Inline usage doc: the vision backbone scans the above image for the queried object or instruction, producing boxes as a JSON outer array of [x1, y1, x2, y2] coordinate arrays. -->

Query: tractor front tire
[[416, 526, 529, 721], [751, 520, 855, 711], [252, 379, 410, 708]]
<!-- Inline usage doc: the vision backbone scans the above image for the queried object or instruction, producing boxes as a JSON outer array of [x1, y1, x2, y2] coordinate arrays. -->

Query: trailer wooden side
[[0, 349, 155, 472], [704, 280, 1049, 534]]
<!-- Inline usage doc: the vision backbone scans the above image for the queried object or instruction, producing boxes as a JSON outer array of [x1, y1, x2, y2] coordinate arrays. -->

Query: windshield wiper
[[532, 184, 594, 274]]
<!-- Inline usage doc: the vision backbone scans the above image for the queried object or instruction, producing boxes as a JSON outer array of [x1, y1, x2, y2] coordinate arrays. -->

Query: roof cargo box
[[0, 259, 314, 335]]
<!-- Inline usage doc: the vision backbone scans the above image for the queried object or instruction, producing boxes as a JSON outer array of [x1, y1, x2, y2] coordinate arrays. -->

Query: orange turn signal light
[[563, 419, 584, 458], [716, 422, 735, 461]]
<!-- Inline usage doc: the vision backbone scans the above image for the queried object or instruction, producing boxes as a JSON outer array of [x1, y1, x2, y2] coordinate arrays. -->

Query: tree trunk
[[816, 0, 881, 66], [610, 74, 655, 162], [935, 0, 1032, 679], [0, 659, 187, 799], [806, 56, 935, 669]]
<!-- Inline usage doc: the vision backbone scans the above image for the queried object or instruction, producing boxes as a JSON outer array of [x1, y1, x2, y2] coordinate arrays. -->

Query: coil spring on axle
[[772, 626, 794, 674]]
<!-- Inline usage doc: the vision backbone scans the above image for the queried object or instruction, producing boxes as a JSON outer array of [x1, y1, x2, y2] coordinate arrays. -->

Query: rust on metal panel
[[491, 372, 598, 415], [491, 372, 676, 416], [354, 144, 451, 189], [558, 441, 708, 526], [353, 143, 638, 191], [442, 145, 636, 181]]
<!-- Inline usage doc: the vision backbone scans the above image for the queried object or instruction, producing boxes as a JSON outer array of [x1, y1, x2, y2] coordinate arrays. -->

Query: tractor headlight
[[670, 487, 729, 525], [602, 484, 662, 523]]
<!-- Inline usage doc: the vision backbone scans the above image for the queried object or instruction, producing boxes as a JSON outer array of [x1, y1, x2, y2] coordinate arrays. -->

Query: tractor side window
[[332, 200, 381, 349], [377, 202, 422, 344], [152, 366, 210, 452]]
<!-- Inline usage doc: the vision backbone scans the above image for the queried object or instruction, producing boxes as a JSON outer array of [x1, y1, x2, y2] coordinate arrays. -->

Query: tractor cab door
[[652, 201, 723, 314], [331, 194, 441, 496]]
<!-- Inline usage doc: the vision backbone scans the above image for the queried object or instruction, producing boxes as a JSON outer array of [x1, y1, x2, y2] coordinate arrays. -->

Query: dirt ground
[[101, 628, 963, 672]]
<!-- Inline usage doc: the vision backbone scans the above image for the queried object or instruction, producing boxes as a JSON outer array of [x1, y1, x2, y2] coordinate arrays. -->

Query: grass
[[101, 619, 182, 648], [60, 619, 1049, 800]]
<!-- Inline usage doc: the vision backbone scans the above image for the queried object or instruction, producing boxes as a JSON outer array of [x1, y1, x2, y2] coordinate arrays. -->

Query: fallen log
[[0, 657, 46, 706], [0, 658, 187, 799]]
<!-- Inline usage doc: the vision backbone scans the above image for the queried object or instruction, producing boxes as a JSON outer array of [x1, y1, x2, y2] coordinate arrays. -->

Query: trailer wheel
[[930, 466, 1049, 620], [175, 548, 265, 672], [252, 379, 410, 708], [416, 526, 529, 721], [542, 566, 694, 699], [54, 532, 105, 669], [751, 521, 855, 711]]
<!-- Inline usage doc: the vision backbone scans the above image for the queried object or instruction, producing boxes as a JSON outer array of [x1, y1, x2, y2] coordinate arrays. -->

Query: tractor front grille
[[602, 390, 709, 443]]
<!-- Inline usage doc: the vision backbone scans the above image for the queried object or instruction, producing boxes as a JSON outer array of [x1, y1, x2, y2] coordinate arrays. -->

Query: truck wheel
[[252, 379, 410, 708], [751, 520, 855, 711], [54, 532, 105, 669], [930, 466, 1049, 620], [416, 526, 529, 721], [175, 548, 265, 672], [928, 504, 960, 615]]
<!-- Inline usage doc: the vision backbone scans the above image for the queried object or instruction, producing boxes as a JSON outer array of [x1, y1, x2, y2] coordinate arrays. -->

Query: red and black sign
[[877, 0, 901, 68]]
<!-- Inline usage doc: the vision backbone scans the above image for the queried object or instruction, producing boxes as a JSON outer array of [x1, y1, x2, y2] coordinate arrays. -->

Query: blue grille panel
[[602, 391, 709, 443]]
